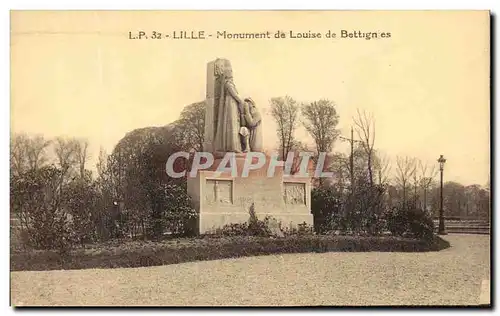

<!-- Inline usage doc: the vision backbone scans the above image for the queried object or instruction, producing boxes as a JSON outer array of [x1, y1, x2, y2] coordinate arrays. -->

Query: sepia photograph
[[9, 10, 491, 307]]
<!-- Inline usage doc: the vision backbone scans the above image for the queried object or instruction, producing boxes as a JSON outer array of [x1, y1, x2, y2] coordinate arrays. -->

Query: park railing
[[433, 219, 490, 234]]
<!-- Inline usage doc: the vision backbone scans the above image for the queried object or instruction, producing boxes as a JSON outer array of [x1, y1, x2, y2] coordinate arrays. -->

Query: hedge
[[11, 235, 450, 272]]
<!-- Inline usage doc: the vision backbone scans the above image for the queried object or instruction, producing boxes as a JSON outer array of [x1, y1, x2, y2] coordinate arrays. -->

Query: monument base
[[187, 155, 314, 234]]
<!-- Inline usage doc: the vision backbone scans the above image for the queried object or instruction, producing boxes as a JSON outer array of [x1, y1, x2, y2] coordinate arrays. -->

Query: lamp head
[[438, 155, 447, 171]]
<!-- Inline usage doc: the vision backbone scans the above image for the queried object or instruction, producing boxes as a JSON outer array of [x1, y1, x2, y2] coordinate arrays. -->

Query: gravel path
[[11, 234, 490, 306]]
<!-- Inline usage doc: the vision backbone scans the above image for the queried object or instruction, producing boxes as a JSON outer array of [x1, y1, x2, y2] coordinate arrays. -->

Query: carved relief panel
[[205, 179, 233, 204], [283, 182, 306, 205]]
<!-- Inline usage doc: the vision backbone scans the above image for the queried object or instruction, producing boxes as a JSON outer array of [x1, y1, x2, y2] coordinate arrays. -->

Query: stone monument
[[188, 58, 314, 234]]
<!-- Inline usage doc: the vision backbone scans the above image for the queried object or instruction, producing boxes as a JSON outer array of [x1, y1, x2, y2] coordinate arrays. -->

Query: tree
[[477, 186, 490, 221], [75, 139, 90, 178], [419, 161, 437, 212], [374, 151, 392, 186], [108, 124, 185, 238], [458, 183, 488, 220], [96, 147, 122, 205], [10, 133, 52, 176], [325, 152, 350, 192], [270, 96, 300, 160], [61, 171, 99, 244], [412, 159, 420, 208], [327, 145, 372, 192], [10, 133, 54, 233], [395, 156, 417, 205], [96, 147, 109, 186], [53, 137, 79, 178], [301, 99, 340, 186], [94, 147, 119, 240], [10, 165, 72, 250], [10, 133, 29, 176], [173, 101, 205, 152], [301, 99, 340, 155], [441, 181, 466, 218], [26, 135, 52, 172], [272, 139, 315, 177], [385, 184, 400, 209], [351, 144, 371, 186], [353, 109, 376, 186]]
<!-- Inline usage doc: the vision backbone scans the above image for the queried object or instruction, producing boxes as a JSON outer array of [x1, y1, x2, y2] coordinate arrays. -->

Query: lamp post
[[438, 155, 447, 235]]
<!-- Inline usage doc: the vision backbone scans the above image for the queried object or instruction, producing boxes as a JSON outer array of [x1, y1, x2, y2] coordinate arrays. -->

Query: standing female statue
[[213, 59, 246, 153]]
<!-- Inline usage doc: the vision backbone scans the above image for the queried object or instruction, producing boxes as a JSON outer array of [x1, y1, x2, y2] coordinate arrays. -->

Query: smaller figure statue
[[239, 98, 263, 152]]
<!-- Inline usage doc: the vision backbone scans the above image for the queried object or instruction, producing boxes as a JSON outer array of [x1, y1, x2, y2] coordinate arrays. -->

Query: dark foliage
[[11, 166, 75, 252], [10, 159, 196, 251], [247, 204, 272, 237], [311, 186, 342, 233], [311, 183, 387, 235], [212, 205, 273, 237], [386, 203, 435, 240], [11, 235, 450, 272]]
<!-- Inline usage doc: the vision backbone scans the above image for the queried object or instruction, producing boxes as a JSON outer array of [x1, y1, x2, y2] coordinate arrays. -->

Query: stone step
[[443, 230, 490, 235], [447, 225, 491, 227], [435, 228, 490, 234]]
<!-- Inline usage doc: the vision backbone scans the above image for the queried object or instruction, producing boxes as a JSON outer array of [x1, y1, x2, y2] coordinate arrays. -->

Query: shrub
[[62, 172, 100, 245], [214, 222, 250, 237], [212, 205, 276, 237], [147, 182, 198, 239], [248, 204, 272, 237], [386, 207, 407, 237], [311, 186, 342, 233], [10, 166, 76, 252], [282, 222, 314, 236], [407, 208, 435, 240], [352, 183, 387, 235], [311, 183, 387, 235], [386, 203, 434, 240]]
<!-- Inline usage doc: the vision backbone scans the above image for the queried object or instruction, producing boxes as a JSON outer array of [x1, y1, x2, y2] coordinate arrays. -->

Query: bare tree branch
[[395, 156, 417, 204], [270, 96, 299, 160], [53, 137, 79, 178], [419, 161, 438, 211], [353, 109, 376, 186], [374, 151, 392, 185], [75, 139, 90, 178]]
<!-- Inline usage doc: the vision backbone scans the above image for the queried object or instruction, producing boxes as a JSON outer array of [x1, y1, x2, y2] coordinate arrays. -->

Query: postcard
[[10, 10, 491, 307]]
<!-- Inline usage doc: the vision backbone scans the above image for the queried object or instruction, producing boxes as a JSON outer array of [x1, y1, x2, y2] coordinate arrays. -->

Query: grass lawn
[[11, 234, 450, 272]]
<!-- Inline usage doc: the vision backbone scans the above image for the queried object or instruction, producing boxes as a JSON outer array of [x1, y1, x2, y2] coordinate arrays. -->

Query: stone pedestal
[[187, 154, 314, 234]]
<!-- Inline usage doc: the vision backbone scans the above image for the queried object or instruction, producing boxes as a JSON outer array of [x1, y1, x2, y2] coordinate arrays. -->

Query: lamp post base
[[438, 220, 447, 235]]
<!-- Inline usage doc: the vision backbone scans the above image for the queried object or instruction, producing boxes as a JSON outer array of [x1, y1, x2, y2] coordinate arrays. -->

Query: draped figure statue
[[213, 59, 246, 153]]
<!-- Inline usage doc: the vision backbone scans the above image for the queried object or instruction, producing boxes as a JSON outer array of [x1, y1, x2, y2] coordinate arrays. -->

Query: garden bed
[[10, 235, 450, 272]]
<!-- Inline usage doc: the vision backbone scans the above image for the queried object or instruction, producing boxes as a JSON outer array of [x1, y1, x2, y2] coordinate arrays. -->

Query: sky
[[10, 10, 490, 186]]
